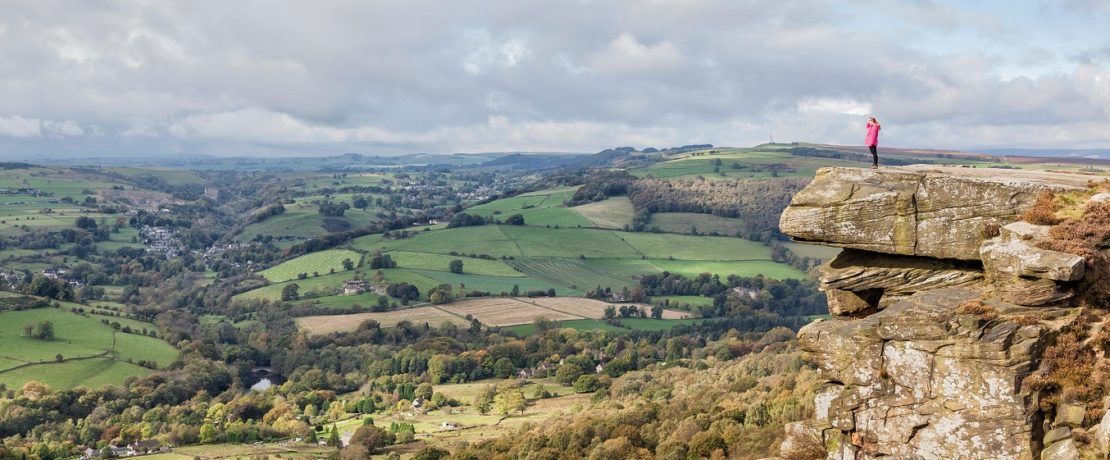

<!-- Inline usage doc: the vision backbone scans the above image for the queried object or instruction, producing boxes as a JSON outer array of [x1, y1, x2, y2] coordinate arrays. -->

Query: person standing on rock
[[866, 117, 881, 169]]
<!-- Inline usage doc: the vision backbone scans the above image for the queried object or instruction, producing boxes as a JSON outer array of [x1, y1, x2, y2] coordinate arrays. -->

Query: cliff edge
[[777, 166, 1110, 460]]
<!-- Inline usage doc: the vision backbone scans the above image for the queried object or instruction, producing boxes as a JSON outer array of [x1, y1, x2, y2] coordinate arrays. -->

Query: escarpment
[[777, 166, 1110, 460]]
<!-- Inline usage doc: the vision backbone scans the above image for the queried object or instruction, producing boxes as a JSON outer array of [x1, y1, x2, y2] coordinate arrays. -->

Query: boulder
[[1043, 426, 1071, 446], [1095, 399, 1110, 457], [779, 166, 1090, 260], [1054, 403, 1086, 428], [981, 236, 1085, 282], [1040, 439, 1079, 460]]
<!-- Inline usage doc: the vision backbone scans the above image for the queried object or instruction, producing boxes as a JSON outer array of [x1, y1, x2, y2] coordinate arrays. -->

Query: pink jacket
[[865, 122, 880, 146]]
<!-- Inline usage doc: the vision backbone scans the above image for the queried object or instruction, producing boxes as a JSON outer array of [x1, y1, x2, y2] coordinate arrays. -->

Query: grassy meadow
[[0, 305, 180, 389]]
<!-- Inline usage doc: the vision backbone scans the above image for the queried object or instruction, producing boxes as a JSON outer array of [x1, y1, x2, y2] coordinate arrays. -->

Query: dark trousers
[[869, 145, 877, 166]]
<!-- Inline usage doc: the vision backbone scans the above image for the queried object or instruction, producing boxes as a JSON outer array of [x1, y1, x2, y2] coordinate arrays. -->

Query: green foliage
[[494, 387, 526, 415], [573, 374, 602, 393], [448, 259, 463, 274], [281, 283, 300, 301]]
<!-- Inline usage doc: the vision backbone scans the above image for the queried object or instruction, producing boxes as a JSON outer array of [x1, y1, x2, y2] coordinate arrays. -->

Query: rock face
[[779, 166, 1090, 260], [778, 167, 1094, 460]]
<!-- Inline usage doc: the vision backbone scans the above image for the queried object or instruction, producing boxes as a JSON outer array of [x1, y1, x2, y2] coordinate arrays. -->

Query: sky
[[1, 0, 1109, 158]]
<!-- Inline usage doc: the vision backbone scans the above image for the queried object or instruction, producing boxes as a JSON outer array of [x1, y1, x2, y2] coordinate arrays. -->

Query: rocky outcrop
[[779, 166, 1090, 260], [777, 167, 1098, 460], [819, 249, 982, 316]]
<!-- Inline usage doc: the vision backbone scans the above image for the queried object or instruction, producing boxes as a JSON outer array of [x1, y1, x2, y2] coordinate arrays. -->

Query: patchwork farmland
[[294, 296, 692, 335]]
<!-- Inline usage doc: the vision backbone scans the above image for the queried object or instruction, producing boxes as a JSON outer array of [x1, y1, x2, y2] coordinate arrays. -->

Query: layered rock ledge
[[779, 166, 1091, 260], [777, 166, 1100, 460]]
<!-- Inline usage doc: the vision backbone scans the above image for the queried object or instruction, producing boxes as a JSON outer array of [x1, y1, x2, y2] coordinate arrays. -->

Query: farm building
[[343, 279, 368, 295]]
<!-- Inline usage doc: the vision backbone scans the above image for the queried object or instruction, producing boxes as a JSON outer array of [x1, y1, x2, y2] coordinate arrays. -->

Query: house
[[128, 440, 162, 453], [732, 287, 759, 300], [595, 364, 605, 374], [83, 446, 136, 459], [42, 268, 69, 279], [441, 421, 459, 430], [343, 279, 368, 295], [412, 397, 425, 409]]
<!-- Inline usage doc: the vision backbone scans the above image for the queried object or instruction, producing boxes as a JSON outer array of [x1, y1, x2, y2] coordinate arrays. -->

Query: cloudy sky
[[1, 0, 1109, 158]]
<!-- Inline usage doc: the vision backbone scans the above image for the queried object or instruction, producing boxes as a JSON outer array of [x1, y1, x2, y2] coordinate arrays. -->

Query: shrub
[[1038, 201, 1110, 309], [1022, 190, 1062, 225]]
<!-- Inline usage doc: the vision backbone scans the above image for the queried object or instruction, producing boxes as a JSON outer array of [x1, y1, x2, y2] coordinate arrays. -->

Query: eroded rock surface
[[779, 166, 1090, 260], [799, 288, 1078, 459], [777, 167, 1097, 460]]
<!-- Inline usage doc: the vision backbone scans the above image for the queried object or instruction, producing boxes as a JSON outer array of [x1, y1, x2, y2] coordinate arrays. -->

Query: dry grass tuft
[[956, 300, 996, 321]]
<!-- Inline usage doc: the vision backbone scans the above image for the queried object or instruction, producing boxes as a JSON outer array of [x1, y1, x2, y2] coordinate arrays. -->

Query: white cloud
[[590, 33, 685, 74], [798, 97, 872, 116], [0, 115, 42, 138], [43, 120, 84, 137]]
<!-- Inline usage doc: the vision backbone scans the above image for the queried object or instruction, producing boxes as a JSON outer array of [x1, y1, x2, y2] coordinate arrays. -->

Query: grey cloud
[[0, 0, 1107, 157]]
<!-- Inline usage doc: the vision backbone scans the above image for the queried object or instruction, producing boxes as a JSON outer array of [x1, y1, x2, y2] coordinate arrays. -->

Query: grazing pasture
[[499, 226, 640, 258], [509, 258, 639, 290], [648, 212, 748, 236], [413, 270, 581, 296], [0, 305, 179, 389], [571, 196, 636, 229], [259, 249, 362, 282], [353, 226, 524, 257], [650, 259, 805, 280], [618, 232, 771, 260], [388, 250, 523, 277], [0, 358, 154, 390]]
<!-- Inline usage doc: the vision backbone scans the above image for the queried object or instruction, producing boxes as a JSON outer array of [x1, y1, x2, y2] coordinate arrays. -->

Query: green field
[[346, 224, 804, 304], [354, 226, 524, 257], [235, 194, 393, 243], [648, 212, 748, 236], [650, 259, 806, 279], [509, 258, 640, 290], [102, 167, 208, 185], [630, 147, 861, 180], [298, 292, 385, 310], [0, 358, 155, 390], [571, 197, 636, 229], [0, 306, 180, 388], [503, 317, 706, 335], [618, 232, 772, 260], [259, 249, 363, 282], [465, 187, 594, 228], [499, 226, 641, 258], [388, 251, 523, 277], [654, 295, 716, 307], [412, 270, 581, 296]]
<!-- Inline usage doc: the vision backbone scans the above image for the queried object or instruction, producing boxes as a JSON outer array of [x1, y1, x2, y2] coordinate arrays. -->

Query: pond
[[248, 368, 285, 391]]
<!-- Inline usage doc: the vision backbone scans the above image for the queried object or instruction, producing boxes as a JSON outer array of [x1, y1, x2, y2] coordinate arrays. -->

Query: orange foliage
[[1022, 190, 1062, 225]]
